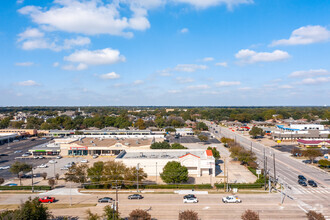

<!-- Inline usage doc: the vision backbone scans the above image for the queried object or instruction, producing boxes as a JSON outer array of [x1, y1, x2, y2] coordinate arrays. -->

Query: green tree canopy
[[249, 127, 265, 139], [150, 141, 171, 149], [9, 162, 32, 177], [160, 161, 188, 184]]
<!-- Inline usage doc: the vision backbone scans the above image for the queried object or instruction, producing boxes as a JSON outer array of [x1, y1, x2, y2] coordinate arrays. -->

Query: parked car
[[37, 164, 48, 168], [308, 180, 317, 187], [41, 138, 47, 140], [298, 179, 307, 186], [60, 167, 69, 170], [183, 197, 198, 203], [183, 194, 196, 199], [56, 155, 62, 159], [0, 166, 10, 170], [39, 197, 55, 203], [128, 194, 143, 200], [222, 196, 242, 203], [98, 197, 113, 203], [38, 156, 44, 159], [81, 159, 88, 163], [93, 155, 99, 159], [14, 150, 22, 154], [49, 160, 57, 164], [298, 175, 307, 181], [21, 154, 29, 157]]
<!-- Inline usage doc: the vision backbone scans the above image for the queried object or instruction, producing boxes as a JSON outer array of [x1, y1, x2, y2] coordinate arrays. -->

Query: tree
[[249, 127, 265, 139], [0, 197, 52, 220], [160, 161, 188, 184], [55, 173, 60, 180], [207, 147, 220, 160], [135, 119, 146, 130], [241, 209, 259, 220], [306, 210, 325, 220], [303, 149, 323, 164], [318, 159, 330, 168], [0, 177, 4, 185], [179, 210, 198, 220], [198, 134, 208, 142], [87, 161, 104, 183], [128, 209, 151, 220], [86, 209, 100, 220], [103, 205, 120, 220], [65, 164, 88, 183], [171, 143, 187, 149], [41, 172, 47, 180], [150, 141, 171, 149], [48, 178, 56, 188], [9, 162, 32, 177], [196, 122, 208, 131]]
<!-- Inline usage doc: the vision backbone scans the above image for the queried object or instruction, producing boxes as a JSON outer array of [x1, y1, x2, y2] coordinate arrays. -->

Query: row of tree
[[150, 142, 187, 149]]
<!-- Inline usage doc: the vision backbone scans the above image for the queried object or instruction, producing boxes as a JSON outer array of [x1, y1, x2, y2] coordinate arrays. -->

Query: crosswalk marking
[[290, 186, 330, 195]]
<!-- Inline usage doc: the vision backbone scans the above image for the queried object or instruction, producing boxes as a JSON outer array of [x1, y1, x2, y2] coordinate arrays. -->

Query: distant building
[[175, 128, 194, 136], [290, 124, 324, 130], [297, 139, 330, 148], [0, 129, 37, 136]]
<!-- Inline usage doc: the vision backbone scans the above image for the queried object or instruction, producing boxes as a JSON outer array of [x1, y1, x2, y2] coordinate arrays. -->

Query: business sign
[[277, 140, 281, 144], [70, 146, 88, 150], [256, 169, 261, 175]]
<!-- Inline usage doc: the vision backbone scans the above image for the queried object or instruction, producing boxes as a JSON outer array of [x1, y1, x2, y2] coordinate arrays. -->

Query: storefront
[[68, 146, 88, 156]]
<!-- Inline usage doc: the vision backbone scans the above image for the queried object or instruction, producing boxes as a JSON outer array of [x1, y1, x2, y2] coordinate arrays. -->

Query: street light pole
[[136, 163, 139, 192], [156, 162, 158, 183]]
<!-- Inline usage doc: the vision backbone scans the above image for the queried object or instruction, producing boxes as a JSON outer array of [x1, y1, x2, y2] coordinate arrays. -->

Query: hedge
[[0, 186, 51, 190], [84, 184, 212, 190], [215, 183, 263, 189]]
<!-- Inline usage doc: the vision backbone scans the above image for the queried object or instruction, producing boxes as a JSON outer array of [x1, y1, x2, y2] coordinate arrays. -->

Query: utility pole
[[116, 180, 119, 219], [224, 159, 226, 192], [31, 168, 34, 193], [250, 142, 252, 152], [156, 162, 158, 183], [53, 163, 56, 178], [69, 180, 72, 206], [226, 166, 229, 192]]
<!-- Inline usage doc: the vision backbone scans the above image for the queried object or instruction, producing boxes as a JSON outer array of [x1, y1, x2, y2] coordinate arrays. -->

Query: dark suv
[[128, 194, 143, 200], [308, 180, 317, 187], [298, 175, 306, 181], [298, 179, 307, 186]]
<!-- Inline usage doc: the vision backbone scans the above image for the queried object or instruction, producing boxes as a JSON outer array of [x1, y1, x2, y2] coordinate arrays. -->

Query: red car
[[39, 196, 55, 203]]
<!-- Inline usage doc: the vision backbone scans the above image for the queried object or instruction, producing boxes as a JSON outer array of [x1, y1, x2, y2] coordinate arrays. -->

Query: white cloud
[[15, 62, 34, 66], [271, 25, 330, 46], [278, 85, 293, 89], [186, 84, 210, 90], [99, 72, 120, 80], [53, 62, 59, 67], [16, 80, 40, 86], [238, 87, 252, 91], [18, 0, 151, 38], [64, 48, 125, 68], [235, 49, 290, 64], [18, 28, 44, 41], [173, 0, 253, 9], [168, 89, 181, 94], [299, 77, 330, 85], [215, 81, 241, 87], [62, 63, 88, 71], [289, 69, 329, 78], [63, 36, 91, 49], [133, 80, 144, 85], [202, 57, 214, 62], [175, 77, 194, 83], [215, 62, 227, 67], [174, 64, 208, 72], [180, 28, 189, 33]]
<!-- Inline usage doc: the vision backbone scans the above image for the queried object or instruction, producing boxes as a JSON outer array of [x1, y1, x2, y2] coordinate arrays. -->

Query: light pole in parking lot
[[136, 163, 140, 192]]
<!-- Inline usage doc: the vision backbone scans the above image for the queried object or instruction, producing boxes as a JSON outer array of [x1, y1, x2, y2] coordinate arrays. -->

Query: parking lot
[[168, 132, 220, 144], [0, 137, 51, 179]]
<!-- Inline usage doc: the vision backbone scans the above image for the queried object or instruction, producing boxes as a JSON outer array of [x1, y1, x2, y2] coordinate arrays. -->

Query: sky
[[0, 0, 330, 106]]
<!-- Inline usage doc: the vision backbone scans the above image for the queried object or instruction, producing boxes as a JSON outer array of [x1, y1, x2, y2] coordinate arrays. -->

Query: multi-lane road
[[204, 120, 330, 217]]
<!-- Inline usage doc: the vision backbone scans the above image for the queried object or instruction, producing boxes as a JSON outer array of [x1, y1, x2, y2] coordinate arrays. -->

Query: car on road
[[222, 196, 242, 203], [98, 197, 113, 203], [308, 180, 317, 187], [81, 159, 88, 163], [56, 155, 62, 159], [298, 175, 307, 181], [60, 167, 69, 170], [0, 166, 10, 170], [41, 138, 47, 140], [298, 179, 307, 186], [49, 160, 57, 164], [128, 194, 143, 200], [183, 194, 196, 199], [14, 150, 22, 153], [92, 155, 99, 159], [183, 197, 198, 203], [37, 164, 48, 168], [39, 197, 55, 203], [21, 153, 30, 157]]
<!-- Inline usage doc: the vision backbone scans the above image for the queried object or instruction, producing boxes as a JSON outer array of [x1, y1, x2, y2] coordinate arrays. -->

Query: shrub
[[306, 210, 325, 220], [150, 141, 171, 149], [318, 159, 330, 168], [128, 209, 151, 220], [241, 209, 260, 220], [179, 210, 198, 220], [41, 172, 47, 180], [215, 183, 263, 189]]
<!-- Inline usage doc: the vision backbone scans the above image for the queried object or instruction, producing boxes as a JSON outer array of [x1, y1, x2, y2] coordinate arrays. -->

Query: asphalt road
[[0, 192, 306, 219], [0, 138, 51, 179], [203, 120, 330, 216]]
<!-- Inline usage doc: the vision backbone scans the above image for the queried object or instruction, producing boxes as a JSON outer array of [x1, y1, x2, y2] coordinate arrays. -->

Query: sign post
[[256, 169, 261, 179]]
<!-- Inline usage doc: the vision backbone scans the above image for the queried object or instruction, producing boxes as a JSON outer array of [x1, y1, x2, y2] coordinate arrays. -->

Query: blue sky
[[1, 0, 329, 106]]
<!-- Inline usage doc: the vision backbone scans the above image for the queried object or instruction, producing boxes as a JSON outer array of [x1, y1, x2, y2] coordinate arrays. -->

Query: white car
[[93, 155, 99, 159], [222, 196, 242, 203], [21, 154, 29, 157], [49, 160, 57, 164], [60, 167, 69, 170], [14, 150, 22, 154], [81, 159, 88, 163], [0, 166, 10, 170], [183, 197, 198, 203], [37, 164, 48, 168], [56, 156, 62, 159]]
